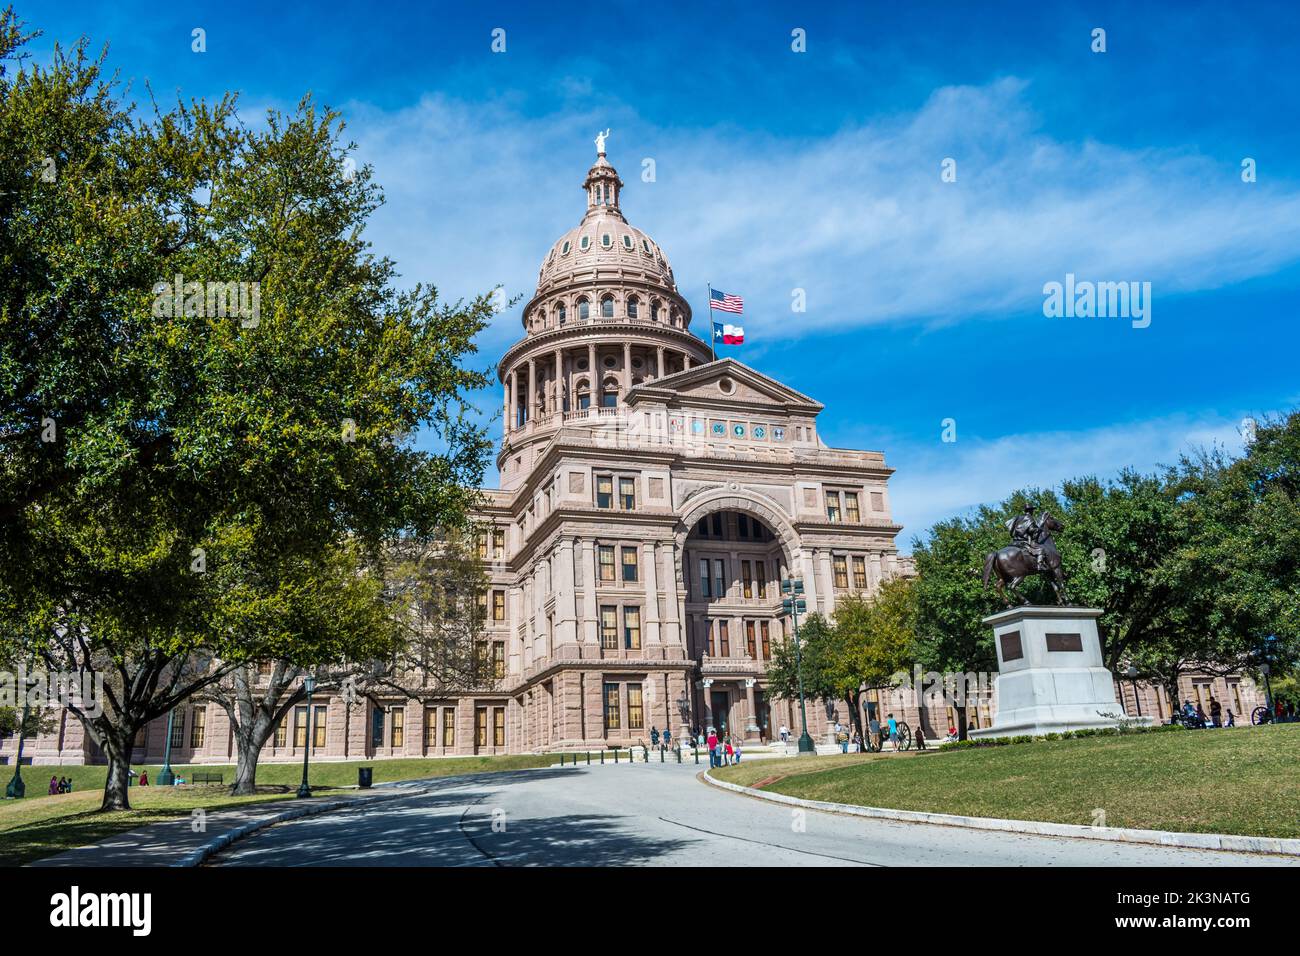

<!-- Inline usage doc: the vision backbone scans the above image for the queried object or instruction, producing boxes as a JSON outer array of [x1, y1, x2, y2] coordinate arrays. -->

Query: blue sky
[[23, 0, 1300, 545]]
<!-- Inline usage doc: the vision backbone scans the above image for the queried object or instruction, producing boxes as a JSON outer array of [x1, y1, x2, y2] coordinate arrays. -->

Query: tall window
[[756, 561, 767, 598], [718, 619, 730, 656], [493, 708, 506, 747], [492, 589, 506, 622], [275, 715, 287, 748], [443, 708, 456, 748], [475, 707, 488, 748], [604, 682, 622, 731], [738, 514, 751, 538], [746, 620, 757, 657], [623, 607, 641, 649], [601, 296, 615, 318], [314, 706, 327, 748], [598, 544, 616, 581], [713, 558, 726, 599], [741, 561, 753, 599], [627, 296, 639, 318], [493, 529, 505, 559], [170, 710, 186, 748], [826, 491, 842, 523], [628, 684, 644, 730], [577, 380, 591, 409], [425, 709, 438, 749], [853, 556, 868, 590], [577, 297, 590, 320], [493, 642, 505, 679], [371, 706, 384, 749], [833, 555, 849, 589], [711, 513, 723, 537], [476, 592, 488, 620], [600, 606, 618, 649], [706, 619, 716, 656], [390, 709, 404, 748], [698, 558, 711, 598], [619, 477, 635, 509], [189, 707, 206, 749], [845, 492, 861, 523], [596, 475, 614, 509], [294, 706, 309, 748], [477, 533, 488, 559], [761, 621, 771, 659], [557, 303, 567, 324], [621, 546, 639, 582]]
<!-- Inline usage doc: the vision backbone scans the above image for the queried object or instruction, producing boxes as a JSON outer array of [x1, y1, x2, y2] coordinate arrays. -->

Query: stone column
[[502, 381, 510, 435], [798, 549, 820, 616], [685, 353, 692, 370], [642, 540, 661, 644], [656, 345, 666, 379], [660, 541, 681, 648], [554, 348, 563, 417], [818, 549, 836, 616], [526, 357, 537, 423], [869, 552, 883, 590], [744, 678, 760, 740], [622, 341, 632, 396], [581, 537, 598, 644], [587, 342, 597, 404], [509, 367, 518, 431], [555, 538, 577, 648]]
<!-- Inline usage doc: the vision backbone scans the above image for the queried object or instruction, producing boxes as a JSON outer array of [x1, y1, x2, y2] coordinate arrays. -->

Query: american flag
[[709, 289, 744, 314]]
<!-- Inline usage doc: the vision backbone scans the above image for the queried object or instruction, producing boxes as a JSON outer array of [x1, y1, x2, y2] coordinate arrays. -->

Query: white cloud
[[344, 78, 1300, 353]]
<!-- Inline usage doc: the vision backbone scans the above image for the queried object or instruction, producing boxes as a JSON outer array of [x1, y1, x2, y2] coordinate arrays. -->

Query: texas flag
[[712, 321, 745, 345]]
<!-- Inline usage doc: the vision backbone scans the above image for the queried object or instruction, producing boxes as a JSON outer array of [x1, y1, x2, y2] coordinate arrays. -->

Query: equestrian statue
[[982, 504, 1071, 607]]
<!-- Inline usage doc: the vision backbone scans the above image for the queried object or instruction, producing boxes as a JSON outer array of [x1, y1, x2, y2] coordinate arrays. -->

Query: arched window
[[556, 303, 567, 325], [577, 297, 590, 321], [601, 377, 619, 408], [600, 296, 615, 319], [627, 296, 639, 319], [575, 378, 591, 410], [651, 299, 663, 322]]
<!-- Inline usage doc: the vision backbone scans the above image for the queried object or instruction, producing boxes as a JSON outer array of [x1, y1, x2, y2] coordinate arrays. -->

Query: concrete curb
[[701, 770, 1300, 858], [173, 787, 416, 867]]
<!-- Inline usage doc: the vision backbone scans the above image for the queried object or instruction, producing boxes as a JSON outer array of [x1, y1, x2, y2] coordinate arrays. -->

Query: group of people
[[1180, 697, 1241, 728], [700, 729, 742, 767], [648, 726, 673, 750], [47, 775, 74, 795]]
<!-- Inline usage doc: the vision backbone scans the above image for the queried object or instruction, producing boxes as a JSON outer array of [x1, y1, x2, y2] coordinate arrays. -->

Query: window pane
[[493, 590, 505, 621], [756, 562, 767, 598], [604, 683, 621, 731], [600, 606, 618, 649], [742, 561, 753, 599], [833, 555, 849, 589], [719, 619, 730, 656], [494, 708, 505, 747], [443, 708, 455, 748], [623, 606, 641, 649], [827, 492, 841, 523], [596, 475, 613, 508], [845, 493, 860, 523], [619, 477, 635, 509], [622, 547, 639, 582], [714, 558, 725, 599], [475, 708, 488, 747], [295, 706, 309, 748], [853, 556, 868, 589], [699, 558, 711, 598], [493, 642, 505, 679], [628, 684, 644, 730], [313, 706, 327, 748], [761, 621, 771, 659], [599, 545, 616, 581], [746, 620, 756, 657], [391, 708, 404, 748]]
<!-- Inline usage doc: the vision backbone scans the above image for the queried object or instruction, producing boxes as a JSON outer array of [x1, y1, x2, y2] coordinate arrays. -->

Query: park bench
[[189, 770, 224, 786]]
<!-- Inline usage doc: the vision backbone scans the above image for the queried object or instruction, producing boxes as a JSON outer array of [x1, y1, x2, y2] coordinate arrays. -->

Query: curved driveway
[[212, 762, 1297, 867]]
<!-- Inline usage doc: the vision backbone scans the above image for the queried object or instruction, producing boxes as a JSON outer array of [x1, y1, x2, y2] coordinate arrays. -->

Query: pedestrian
[[48, 775, 58, 795], [723, 737, 734, 766], [1225, 709, 1235, 728], [779, 723, 789, 743], [56, 777, 67, 794], [915, 726, 927, 750], [1209, 697, 1222, 727], [946, 724, 957, 742], [706, 729, 719, 768], [650, 726, 660, 749], [663, 728, 672, 749], [838, 728, 849, 754], [868, 713, 882, 751], [887, 713, 900, 752], [734, 738, 743, 763], [66, 777, 73, 793], [851, 730, 862, 753], [140, 770, 149, 786]]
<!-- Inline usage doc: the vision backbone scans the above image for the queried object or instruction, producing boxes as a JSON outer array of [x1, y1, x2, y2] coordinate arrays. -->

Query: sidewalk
[[30, 788, 400, 867]]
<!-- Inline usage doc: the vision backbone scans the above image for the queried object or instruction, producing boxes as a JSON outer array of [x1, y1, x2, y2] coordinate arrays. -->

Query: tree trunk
[[846, 692, 867, 752], [99, 725, 136, 811], [231, 733, 262, 796]]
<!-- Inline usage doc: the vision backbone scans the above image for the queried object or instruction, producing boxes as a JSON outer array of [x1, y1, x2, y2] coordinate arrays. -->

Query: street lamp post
[[1260, 663, 1274, 717], [296, 675, 317, 799], [780, 578, 816, 755], [1126, 664, 1142, 717], [157, 709, 177, 786]]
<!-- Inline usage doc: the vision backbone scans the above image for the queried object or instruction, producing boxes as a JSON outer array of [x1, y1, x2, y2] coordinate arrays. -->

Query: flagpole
[[706, 282, 716, 362]]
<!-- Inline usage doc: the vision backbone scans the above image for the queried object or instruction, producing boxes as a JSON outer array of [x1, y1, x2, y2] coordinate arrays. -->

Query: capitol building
[[7, 145, 1255, 768]]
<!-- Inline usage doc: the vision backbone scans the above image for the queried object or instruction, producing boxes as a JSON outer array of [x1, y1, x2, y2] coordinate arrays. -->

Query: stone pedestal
[[971, 606, 1150, 739]]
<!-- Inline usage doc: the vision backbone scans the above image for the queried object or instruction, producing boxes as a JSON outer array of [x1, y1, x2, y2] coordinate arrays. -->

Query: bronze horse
[[982, 512, 1071, 607]]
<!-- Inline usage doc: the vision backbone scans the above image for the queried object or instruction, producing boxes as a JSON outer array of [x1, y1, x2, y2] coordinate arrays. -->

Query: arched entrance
[[676, 491, 804, 743]]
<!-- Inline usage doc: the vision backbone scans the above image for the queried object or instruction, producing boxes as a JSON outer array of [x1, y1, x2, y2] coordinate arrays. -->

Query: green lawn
[[713, 724, 1300, 839], [0, 753, 556, 866]]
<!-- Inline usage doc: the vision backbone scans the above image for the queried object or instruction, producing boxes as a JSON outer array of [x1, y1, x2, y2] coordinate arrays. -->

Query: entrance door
[[754, 689, 769, 738], [710, 691, 729, 733]]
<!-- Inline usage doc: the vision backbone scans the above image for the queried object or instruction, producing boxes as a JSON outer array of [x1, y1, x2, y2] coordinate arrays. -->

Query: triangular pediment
[[626, 358, 823, 412]]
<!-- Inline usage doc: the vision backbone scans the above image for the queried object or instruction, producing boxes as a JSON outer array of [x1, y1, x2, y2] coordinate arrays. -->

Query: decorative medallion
[[753, 425, 766, 439], [773, 426, 786, 441], [732, 423, 746, 438], [691, 419, 705, 435], [710, 422, 726, 436]]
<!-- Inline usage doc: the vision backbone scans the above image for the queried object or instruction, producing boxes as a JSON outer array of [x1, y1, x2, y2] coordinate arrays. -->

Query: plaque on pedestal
[[971, 606, 1152, 739]]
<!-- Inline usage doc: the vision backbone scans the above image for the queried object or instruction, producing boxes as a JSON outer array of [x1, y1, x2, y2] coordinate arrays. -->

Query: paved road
[[211, 763, 1298, 867]]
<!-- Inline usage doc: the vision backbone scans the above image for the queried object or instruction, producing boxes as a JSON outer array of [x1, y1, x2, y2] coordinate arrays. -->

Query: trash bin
[[358, 767, 373, 789]]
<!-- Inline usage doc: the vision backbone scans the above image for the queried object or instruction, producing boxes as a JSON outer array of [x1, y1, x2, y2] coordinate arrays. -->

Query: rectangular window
[[711, 513, 723, 537], [477, 533, 488, 559], [189, 707, 206, 749], [257, 660, 272, 677], [493, 641, 505, 679], [476, 592, 488, 620], [627, 684, 644, 730], [845, 492, 860, 523], [718, 619, 730, 656], [600, 606, 618, 649], [706, 619, 716, 656], [833, 554, 849, 589], [493, 589, 506, 622], [756, 562, 767, 599], [170, 710, 186, 749], [275, 715, 288, 748], [741, 561, 753, 599], [604, 682, 622, 731], [826, 491, 841, 523], [474, 707, 488, 748], [746, 620, 756, 657], [621, 546, 639, 582], [713, 558, 725, 599], [313, 705, 327, 749], [761, 620, 771, 659], [294, 706, 309, 748], [698, 558, 711, 598], [493, 528, 505, 559], [596, 475, 614, 509], [738, 514, 751, 538], [619, 477, 635, 510], [371, 706, 384, 749], [443, 707, 456, 748], [493, 708, 506, 747], [852, 555, 868, 590], [425, 709, 438, 749], [623, 606, 642, 649], [598, 544, 616, 582]]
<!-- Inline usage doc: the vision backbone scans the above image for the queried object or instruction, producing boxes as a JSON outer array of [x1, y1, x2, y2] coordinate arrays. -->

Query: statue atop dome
[[594, 128, 610, 156]]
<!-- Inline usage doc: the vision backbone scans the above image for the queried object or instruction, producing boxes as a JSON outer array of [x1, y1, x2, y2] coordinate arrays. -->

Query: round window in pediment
[[603, 356, 617, 369], [718, 376, 736, 395]]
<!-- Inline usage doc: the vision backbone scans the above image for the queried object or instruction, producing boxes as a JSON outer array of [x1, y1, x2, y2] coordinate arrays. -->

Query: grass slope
[[714, 724, 1300, 839]]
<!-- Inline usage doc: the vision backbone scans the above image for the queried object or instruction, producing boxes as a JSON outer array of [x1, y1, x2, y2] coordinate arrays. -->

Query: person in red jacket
[[706, 730, 719, 767]]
